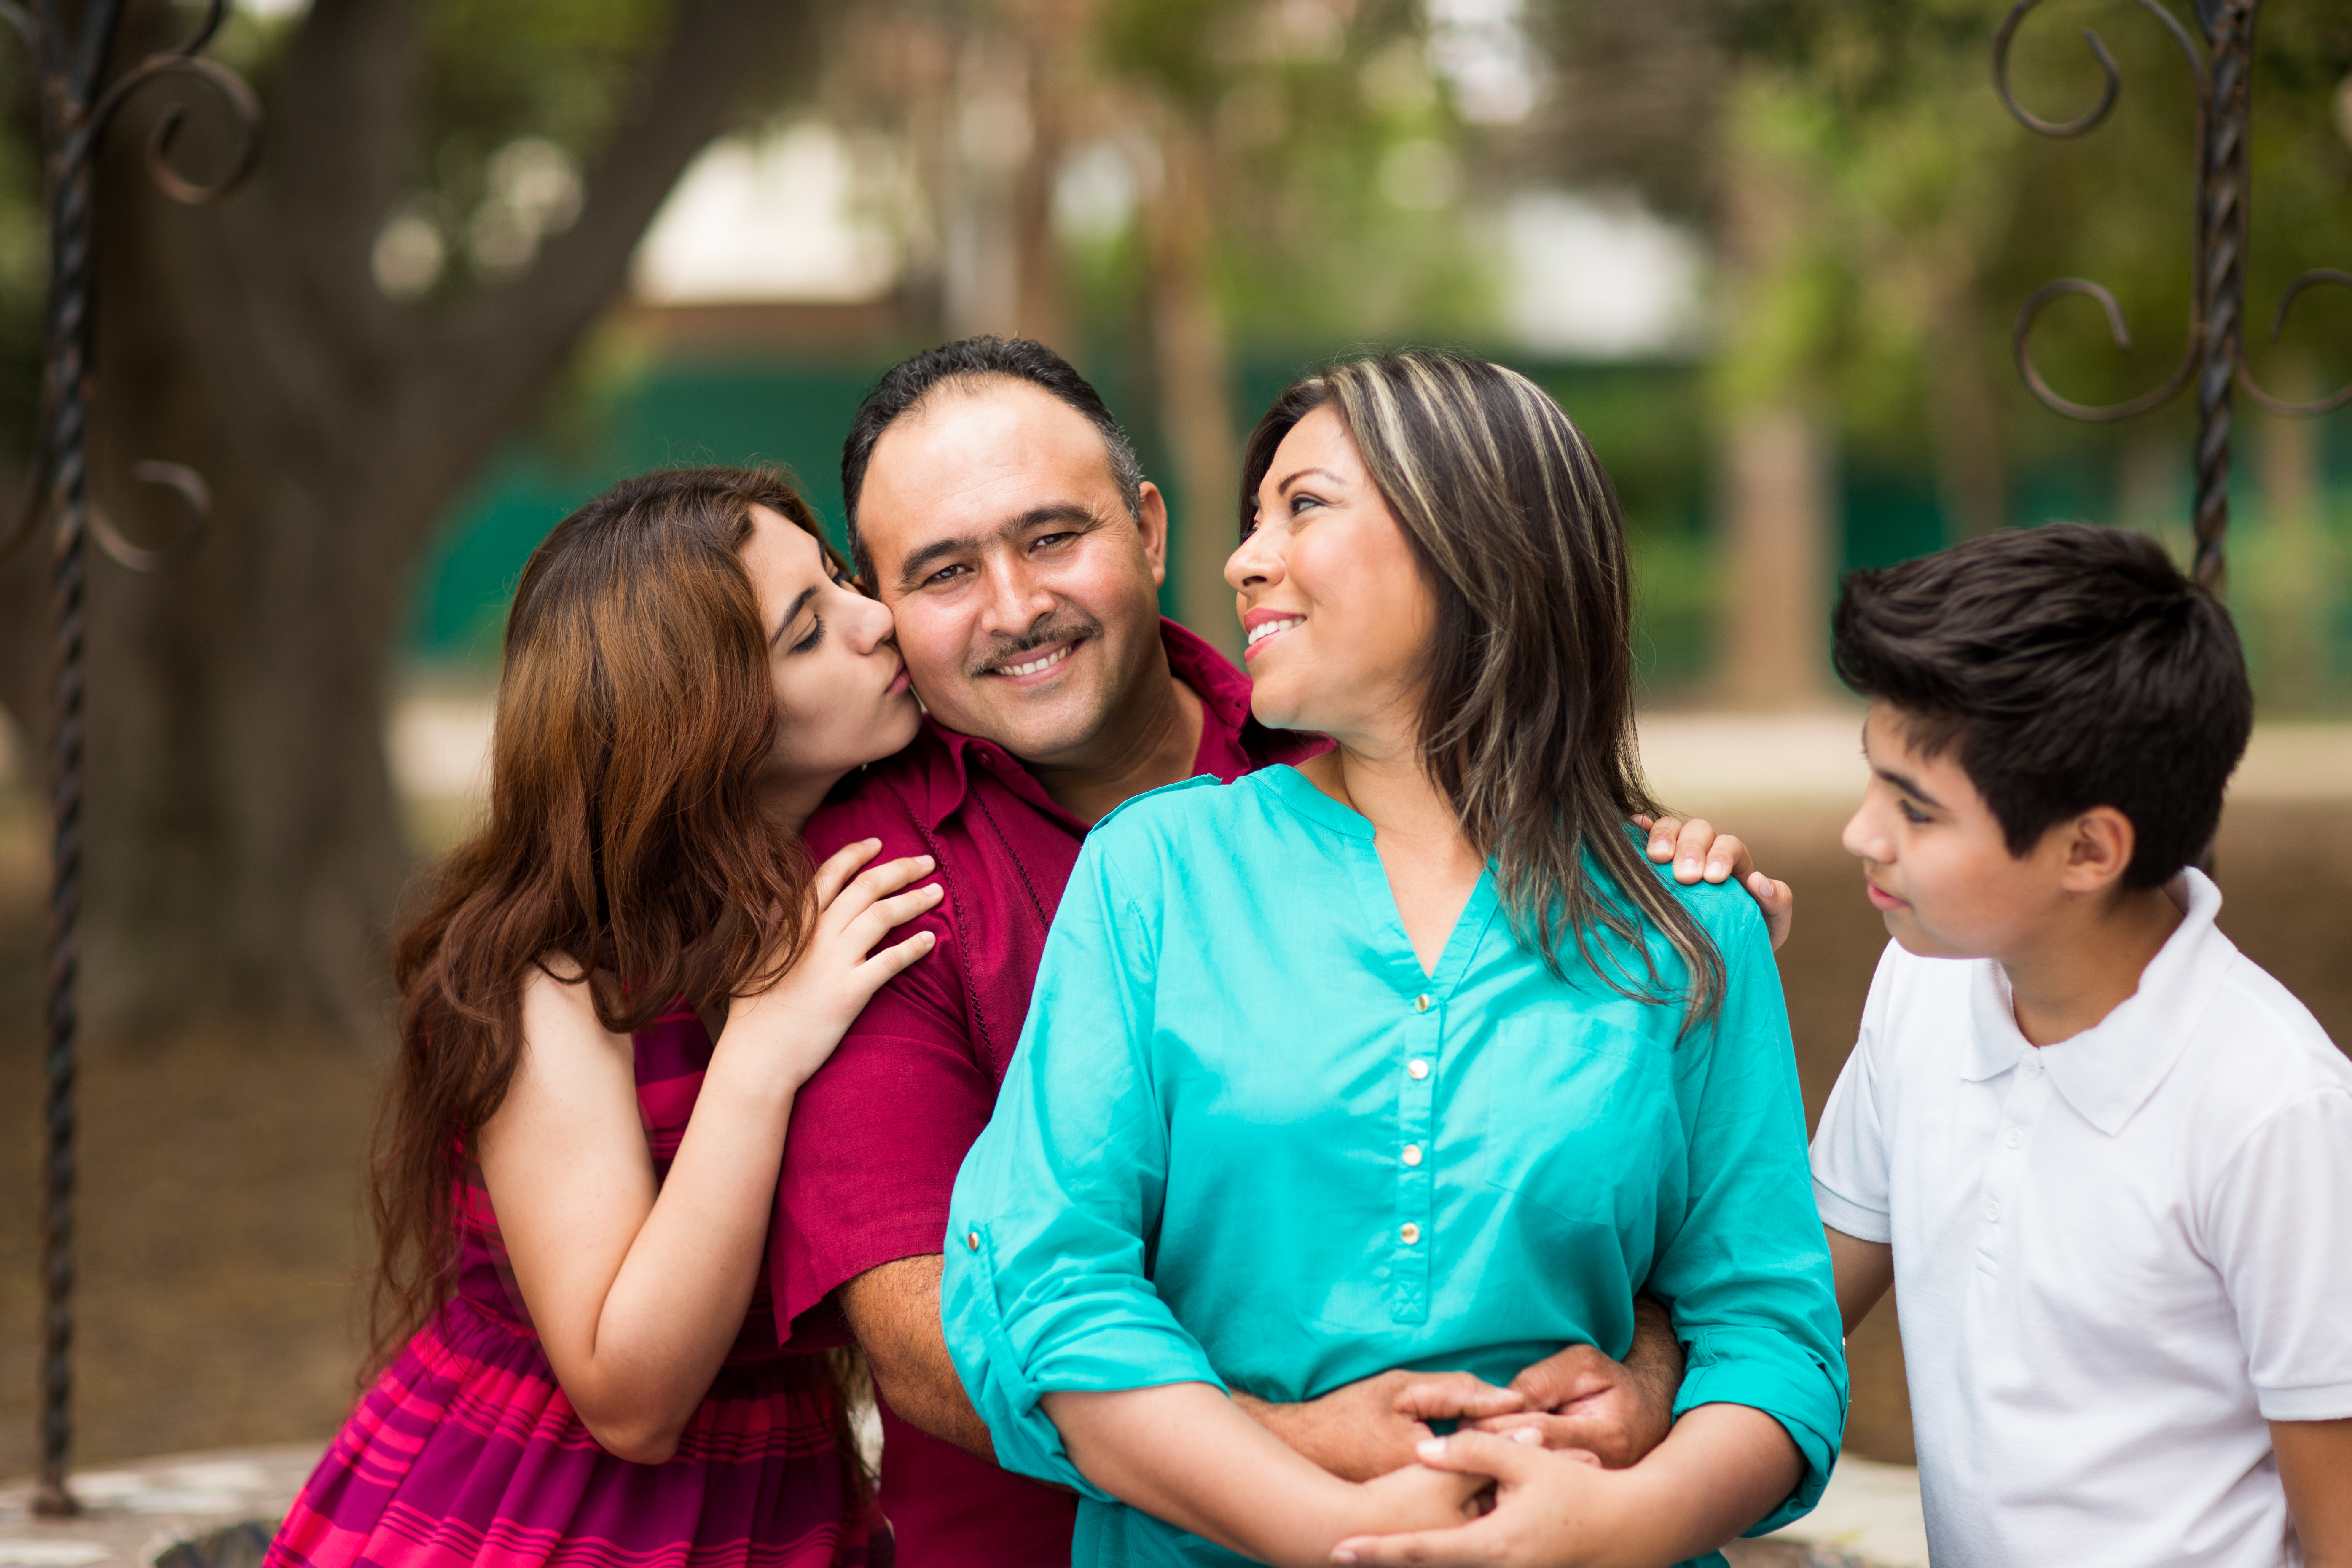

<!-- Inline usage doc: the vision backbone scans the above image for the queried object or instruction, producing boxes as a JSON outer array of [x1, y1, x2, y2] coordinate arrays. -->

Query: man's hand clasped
[[1245, 1313, 1681, 1484]]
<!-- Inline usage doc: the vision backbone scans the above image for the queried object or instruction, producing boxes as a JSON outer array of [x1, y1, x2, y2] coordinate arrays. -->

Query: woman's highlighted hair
[[1241, 349, 1724, 1026]]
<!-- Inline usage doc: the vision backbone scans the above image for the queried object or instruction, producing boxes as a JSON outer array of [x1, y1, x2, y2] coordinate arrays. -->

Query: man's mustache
[[967, 615, 1101, 677]]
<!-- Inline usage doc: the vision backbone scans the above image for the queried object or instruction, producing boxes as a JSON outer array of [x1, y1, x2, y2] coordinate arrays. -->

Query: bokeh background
[[1, 0, 2349, 1482]]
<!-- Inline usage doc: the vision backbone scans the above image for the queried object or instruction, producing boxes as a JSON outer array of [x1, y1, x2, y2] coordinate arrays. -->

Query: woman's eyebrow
[[1275, 466, 1346, 496], [770, 584, 819, 648]]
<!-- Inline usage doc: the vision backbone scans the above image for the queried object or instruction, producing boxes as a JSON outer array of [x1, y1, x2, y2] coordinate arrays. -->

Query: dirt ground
[[3, 794, 2349, 1478]]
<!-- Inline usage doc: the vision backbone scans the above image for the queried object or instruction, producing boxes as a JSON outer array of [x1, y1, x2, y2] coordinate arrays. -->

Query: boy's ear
[[2058, 806, 2137, 894]]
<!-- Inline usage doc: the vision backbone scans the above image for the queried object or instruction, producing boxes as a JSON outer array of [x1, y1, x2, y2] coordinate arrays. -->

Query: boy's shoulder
[[2176, 947, 2352, 1123], [1857, 938, 1987, 1055]]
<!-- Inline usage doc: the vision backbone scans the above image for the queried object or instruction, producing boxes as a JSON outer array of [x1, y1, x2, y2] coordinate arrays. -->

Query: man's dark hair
[[1831, 523, 2252, 889], [839, 335, 1145, 581]]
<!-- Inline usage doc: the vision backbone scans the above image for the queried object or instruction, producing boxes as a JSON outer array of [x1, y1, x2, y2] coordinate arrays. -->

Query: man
[[768, 337, 1791, 1565]]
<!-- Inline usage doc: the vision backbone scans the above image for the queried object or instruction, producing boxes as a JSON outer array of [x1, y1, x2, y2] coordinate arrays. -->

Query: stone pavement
[[1743, 1455, 1930, 1567], [0, 1447, 318, 1568], [4, 1441, 1929, 1568]]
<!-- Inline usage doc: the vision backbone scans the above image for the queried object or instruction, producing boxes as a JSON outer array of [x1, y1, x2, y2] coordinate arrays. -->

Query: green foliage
[[1085, 0, 1503, 346]]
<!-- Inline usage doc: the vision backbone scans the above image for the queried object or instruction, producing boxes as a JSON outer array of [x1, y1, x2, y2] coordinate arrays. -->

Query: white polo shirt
[[1811, 870, 2352, 1568]]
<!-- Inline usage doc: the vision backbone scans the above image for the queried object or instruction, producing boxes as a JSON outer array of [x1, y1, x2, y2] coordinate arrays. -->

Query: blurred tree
[[1516, 0, 2352, 705], [0, 0, 824, 1038], [823, 0, 1485, 657]]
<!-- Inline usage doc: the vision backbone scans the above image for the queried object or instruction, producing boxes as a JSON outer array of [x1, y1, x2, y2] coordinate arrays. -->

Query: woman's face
[[1225, 405, 1436, 753], [740, 504, 921, 810]]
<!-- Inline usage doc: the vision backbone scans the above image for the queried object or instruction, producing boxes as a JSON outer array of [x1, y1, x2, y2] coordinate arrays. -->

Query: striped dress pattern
[[267, 1004, 883, 1568]]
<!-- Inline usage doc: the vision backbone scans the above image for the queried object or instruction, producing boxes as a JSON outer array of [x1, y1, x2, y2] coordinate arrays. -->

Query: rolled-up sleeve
[[941, 832, 1224, 1494], [1651, 897, 1850, 1537]]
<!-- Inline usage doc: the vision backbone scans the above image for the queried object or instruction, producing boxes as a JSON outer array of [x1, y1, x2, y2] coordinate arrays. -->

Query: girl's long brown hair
[[1240, 350, 1726, 1029], [370, 466, 830, 1372]]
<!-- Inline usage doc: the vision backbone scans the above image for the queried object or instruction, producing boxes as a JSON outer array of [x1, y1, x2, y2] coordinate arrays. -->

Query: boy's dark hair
[[839, 335, 1144, 580], [1831, 523, 2252, 889]]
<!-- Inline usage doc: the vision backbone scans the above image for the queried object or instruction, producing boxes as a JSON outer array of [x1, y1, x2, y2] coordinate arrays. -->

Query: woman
[[269, 467, 937, 1568], [940, 353, 1846, 1568]]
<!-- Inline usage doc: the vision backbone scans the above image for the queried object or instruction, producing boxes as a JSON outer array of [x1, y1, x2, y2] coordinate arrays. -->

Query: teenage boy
[[1811, 524, 2352, 1568]]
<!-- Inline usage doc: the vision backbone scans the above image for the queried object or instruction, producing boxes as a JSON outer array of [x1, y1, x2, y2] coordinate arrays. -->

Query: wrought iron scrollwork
[[0, 0, 259, 1520], [2241, 268, 2352, 416], [1995, 0, 2345, 588], [89, 460, 210, 572], [80, 1, 262, 204]]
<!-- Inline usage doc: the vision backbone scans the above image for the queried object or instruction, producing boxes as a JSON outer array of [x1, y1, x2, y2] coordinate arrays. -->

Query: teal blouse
[[942, 766, 1847, 1567]]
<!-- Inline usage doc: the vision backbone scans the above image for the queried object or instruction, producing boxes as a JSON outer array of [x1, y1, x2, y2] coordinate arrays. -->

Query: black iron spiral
[[1994, 0, 2346, 596], [32, 143, 91, 1521], [0, 0, 258, 1516], [2190, 0, 2253, 590]]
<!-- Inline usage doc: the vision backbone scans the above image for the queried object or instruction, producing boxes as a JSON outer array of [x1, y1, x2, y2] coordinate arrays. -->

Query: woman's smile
[[1242, 609, 1305, 660]]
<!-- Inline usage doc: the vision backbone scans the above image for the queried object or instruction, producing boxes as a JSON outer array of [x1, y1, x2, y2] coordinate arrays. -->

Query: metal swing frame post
[[0, 0, 257, 1517], [1994, 0, 2350, 591]]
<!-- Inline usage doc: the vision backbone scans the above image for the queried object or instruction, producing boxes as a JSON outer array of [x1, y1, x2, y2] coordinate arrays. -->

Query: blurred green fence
[[404, 346, 2352, 712]]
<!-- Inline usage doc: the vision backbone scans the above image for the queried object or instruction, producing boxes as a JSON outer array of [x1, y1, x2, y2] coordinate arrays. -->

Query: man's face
[[1840, 703, 2070, 960], [854, 379, 1171, 764]]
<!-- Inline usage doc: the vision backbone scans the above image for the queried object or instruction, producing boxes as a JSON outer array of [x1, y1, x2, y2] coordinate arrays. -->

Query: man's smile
[[981, 636, 1086, 685]]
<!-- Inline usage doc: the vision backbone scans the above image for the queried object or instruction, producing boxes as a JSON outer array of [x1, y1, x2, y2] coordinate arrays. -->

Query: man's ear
[[1135, 481, 1170, 588], [2059, 806, 2137, 894]]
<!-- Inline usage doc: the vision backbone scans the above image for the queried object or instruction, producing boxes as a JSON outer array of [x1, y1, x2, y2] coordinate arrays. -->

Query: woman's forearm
[[1597, 1403, 1804, 1567], [1045, 1384, 1473, 1568]]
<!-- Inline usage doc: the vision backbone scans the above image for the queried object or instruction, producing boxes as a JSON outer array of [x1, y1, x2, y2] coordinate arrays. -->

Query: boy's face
[[1842, 703, 2079, 961]]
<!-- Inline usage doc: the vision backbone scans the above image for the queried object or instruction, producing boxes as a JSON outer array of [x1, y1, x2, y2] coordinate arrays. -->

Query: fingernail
[[918, 856, 935, 868], [1678, 858, 1699, 877], [1751, 873, 1769, 892], [1512, 1427, 1543, 1445], [1333, 1552, 1358, 1565], [1417, 1437, 1447, 1461]]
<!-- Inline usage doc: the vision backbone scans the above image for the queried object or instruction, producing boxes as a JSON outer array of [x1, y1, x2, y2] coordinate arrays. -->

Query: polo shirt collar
[[1960, 869, 2238, 1136], [910, 617, 1309, 833]]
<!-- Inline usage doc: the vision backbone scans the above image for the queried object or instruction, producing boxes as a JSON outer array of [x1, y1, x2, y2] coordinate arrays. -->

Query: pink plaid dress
[[267, 1004, 883, 1568]]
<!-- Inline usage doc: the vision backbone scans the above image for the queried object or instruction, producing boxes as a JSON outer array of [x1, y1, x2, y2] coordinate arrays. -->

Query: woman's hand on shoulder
[[720, 838, 942, 1089]]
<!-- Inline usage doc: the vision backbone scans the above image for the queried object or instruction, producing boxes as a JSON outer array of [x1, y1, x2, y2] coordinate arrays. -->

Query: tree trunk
[[1922, 280, 2008, 541], [23, 0, 820, 1041], [2253, 358, 2323, 712], [1717, 406, 1834, 709], [1142, 114, 1241, 663], [1711, 76, 1834, 709]]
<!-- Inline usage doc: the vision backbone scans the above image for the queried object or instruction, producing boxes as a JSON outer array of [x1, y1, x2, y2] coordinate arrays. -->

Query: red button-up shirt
[[772, 619, 1323, 1568]]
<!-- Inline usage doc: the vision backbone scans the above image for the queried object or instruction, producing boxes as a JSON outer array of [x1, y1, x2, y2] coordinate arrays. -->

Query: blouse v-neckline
[[1261, 764, 1501, 990]]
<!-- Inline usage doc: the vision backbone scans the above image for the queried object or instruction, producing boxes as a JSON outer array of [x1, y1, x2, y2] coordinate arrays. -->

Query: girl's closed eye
[[790, 617, 823, 654]]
